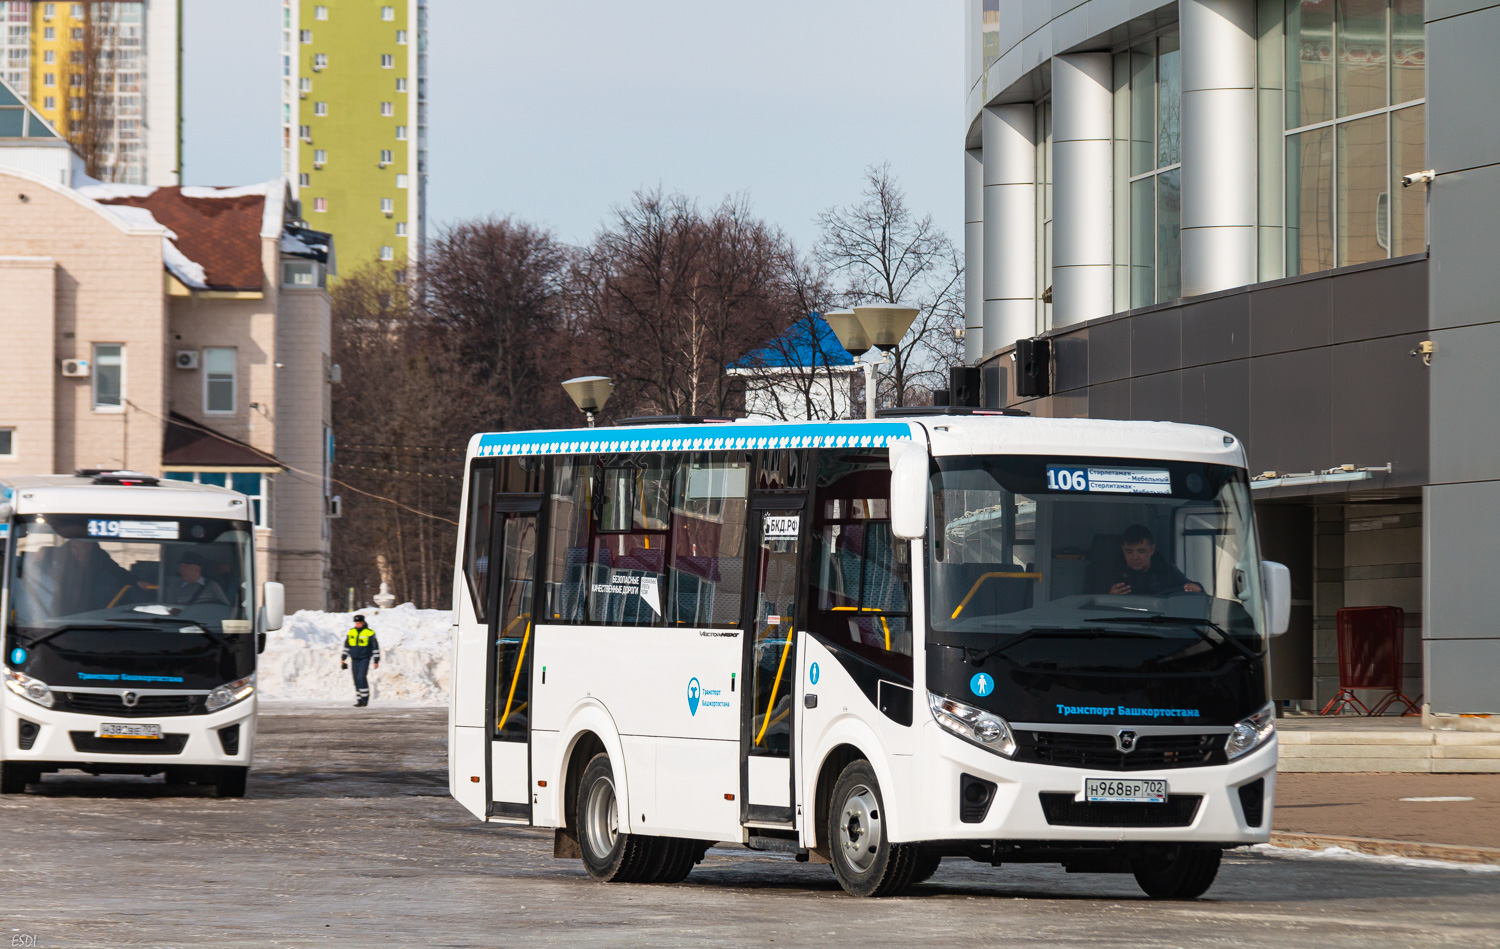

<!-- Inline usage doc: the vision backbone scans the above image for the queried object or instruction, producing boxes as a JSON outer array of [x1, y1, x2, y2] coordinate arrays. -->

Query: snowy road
[[4, 706, 1499, 948]]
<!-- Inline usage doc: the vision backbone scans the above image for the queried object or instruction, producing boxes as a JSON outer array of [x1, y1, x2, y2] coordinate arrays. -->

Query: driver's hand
[[1110, 582, 1132, 595], [1184, 582, 1203, 593]]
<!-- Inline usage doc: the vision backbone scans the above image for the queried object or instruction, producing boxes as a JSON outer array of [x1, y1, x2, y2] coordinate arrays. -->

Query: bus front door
[[488, 503, 539, 822], [741, 500, 804, 827]]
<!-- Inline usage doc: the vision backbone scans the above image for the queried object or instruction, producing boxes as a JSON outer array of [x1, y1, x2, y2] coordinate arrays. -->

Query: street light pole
[[825, 304, 919, 420]]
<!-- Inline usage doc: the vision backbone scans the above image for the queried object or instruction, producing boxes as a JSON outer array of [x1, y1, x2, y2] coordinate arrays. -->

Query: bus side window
[[463, 461, 496, 621], [589, 455, 671, 627], [669, 455, 750, 628], [545, 458, 592, 624]]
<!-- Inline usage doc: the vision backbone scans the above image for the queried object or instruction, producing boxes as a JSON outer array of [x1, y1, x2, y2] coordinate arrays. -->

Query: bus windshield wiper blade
[[1083, 614, 1262, 660], [16, 619, 230, 649], [964, 626, 1139, 665]]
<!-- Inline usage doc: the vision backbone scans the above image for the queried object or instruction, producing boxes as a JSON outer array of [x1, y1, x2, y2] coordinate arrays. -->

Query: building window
[[314, 5, 327, 20], [396, 173, 408, 189], [380, 100, 393, 116], [69, 3, 81, 17], [379, 148, 393, 164], [396, 29, 407, 43], [298, 172, 309, 187], [380, 53, 394, 68], [43, 3, 54, 17], [43, 49, 54, 63], [299, 76, 311, 93], [380, 197, 394, 214], [283, 259, 323, 288], [395, 125, 407, 140], [299, 124, 311, 141], [92, 343, 123, 411], [0, 427, 14, 458], [204, 347, 236, 415], [43, 27, 53, 40], [314, 100, 327, 116], [164, 471, 271, 528], [395, 77, 407, 93], [381, 5, 394, 20], [380, 245, 393, 261], [1116, 32, 1182, 308], [42, 95, 54, 110], [313, 52, 327, 69], [69, 27, 81, 40], [313, 197, 327, 212], [395, 222, 407, 237], [299, 29, 311, 43], [1282, 0, 1426, 276], [313, 148, 326, 165], [42, 71, 54, 86]]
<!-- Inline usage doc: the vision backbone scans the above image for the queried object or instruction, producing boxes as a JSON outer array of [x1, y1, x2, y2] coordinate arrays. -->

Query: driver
[[1103, 524, 1203, 596], [163, 552, 230, 606]]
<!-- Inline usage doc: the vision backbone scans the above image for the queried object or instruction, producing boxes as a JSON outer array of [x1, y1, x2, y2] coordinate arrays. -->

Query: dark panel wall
[[981, 256, 1430, 493]]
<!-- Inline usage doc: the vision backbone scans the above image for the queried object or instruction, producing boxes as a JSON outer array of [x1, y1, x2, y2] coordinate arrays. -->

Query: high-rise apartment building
[[282, 0, 426, 271], [0, 0, 177, 185]]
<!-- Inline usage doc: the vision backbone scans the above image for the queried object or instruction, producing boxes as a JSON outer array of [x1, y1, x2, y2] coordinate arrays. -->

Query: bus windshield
[[927, 456, 1265, 671], [4, 514, 256, 687]]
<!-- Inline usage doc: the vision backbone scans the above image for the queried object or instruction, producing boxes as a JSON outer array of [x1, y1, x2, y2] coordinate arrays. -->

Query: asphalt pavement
[[3, 704, 1499, 948]]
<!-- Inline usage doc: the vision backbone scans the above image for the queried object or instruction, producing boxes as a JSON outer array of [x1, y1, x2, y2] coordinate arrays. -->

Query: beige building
[[0, 84, 336, 609]]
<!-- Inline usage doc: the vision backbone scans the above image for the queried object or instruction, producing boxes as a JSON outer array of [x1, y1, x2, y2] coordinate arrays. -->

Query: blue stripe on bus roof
[[474, 421, 914, 457]]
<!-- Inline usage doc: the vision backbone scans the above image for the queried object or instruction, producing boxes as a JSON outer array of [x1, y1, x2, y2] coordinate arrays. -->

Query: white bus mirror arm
[[1261, 561, 1291, 637], [888, 439, 928, 541], [262, 580, 286, 633]]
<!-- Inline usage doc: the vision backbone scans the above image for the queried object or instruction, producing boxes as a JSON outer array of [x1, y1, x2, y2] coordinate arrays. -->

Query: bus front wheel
[[827, 760, 917, 897], [214, 766, 248, 798], [576, 753, 655, 882], [0, 762, 37, 794], [1131, 845, 1221, 899]]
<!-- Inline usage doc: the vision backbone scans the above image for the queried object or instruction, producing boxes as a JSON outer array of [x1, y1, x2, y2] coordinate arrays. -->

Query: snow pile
[[1252, 844, 1500, 873], [257, 604, 453, 704]]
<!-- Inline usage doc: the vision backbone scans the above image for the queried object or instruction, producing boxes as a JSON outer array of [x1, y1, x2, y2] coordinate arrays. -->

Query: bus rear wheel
[[576, 753, 655, 882], [1131, 845, 1221, 899], [827, 760, 916, 897]]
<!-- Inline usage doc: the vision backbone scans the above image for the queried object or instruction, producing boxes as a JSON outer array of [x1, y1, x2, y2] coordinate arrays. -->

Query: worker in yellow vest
[[340, 614, 381, 707]]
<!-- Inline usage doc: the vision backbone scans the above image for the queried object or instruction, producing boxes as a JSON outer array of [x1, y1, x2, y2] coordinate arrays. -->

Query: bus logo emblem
[[122, 691, 139, 708], [687, 678, 701, 716], [1115, 729, 1137, 752]]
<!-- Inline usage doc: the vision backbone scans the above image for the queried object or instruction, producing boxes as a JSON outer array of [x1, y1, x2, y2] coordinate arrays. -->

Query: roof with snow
[[85, 184, 271, 291], [729, 314, 856, 370]]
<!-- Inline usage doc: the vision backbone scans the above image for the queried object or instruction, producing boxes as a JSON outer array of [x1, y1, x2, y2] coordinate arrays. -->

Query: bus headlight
[[929, 692, 1016, 757], [1225, 702, 1276, 760], [4, 669, 55, 709], [206, 673, 256, 712]]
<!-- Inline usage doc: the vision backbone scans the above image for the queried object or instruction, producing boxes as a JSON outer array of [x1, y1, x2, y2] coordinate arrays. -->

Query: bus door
[[741, 497, 805, 826], [488, 499, 540, 822]]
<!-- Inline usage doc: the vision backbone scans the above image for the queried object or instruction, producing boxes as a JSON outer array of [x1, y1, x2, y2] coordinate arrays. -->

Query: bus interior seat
[[1082, 533, 1124, 596], [128, 561, 158, 582]]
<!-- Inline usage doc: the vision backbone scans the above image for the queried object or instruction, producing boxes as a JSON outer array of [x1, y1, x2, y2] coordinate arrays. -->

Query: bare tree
[[816, 164, 964, 406]]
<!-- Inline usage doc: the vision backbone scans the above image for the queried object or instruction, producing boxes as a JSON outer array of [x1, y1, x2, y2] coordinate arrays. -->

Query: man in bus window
[[1102, 524, 1203, 596], [163, 552, 231, 606]]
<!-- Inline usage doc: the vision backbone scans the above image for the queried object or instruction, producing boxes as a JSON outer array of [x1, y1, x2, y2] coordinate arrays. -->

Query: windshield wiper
[[1082, 614, 1262, 661], [964, 626, 1121, 665], [16, 619, 232, 650]]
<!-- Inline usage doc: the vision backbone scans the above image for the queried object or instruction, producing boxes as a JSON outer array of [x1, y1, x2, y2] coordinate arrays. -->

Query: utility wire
[[125, 401, 459, 526]]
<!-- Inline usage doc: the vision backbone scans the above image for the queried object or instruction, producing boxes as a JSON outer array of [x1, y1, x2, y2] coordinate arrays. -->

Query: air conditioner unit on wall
[[175, 350, 200, 370], [60, 358, 90, 378]]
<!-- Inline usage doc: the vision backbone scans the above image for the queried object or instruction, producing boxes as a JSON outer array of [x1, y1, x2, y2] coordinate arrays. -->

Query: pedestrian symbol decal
[[9, 647, 24, 665], [687, 677, 701, 716], [970, 673, 994, 697], [809, 662, 820, 685]]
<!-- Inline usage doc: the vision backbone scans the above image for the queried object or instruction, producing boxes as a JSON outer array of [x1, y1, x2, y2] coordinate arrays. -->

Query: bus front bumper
[[909, 724, 1277, 846], [2, 691, 256, 771]]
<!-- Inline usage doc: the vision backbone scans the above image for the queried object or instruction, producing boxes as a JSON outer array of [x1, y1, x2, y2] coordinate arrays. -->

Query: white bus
[[447, 412, 1289, 898], [1, 471, 283, 797]]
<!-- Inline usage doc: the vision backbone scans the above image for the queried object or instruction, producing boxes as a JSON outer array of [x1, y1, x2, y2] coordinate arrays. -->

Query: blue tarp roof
[[729, 314, 855, 370]]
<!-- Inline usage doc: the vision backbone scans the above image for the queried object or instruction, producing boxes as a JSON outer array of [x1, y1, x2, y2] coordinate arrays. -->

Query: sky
[[182, 1, 964, 252]]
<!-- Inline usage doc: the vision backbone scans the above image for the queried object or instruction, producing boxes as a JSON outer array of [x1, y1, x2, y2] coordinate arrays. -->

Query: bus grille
[[57, 692, 204, 718], [69, 732, 189, 755], [1016, 731, 1225, 771], [1040, 793, 1203, 827]]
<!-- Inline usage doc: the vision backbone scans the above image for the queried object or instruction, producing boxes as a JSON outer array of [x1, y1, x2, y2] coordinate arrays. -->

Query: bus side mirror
[[889, 439, 928, 541], [262, 581, 286, 634], [1260, 562, 1290, 636]]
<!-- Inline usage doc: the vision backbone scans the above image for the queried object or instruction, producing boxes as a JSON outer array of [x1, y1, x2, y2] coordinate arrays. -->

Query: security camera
[[1401, 170, 1436, 188]]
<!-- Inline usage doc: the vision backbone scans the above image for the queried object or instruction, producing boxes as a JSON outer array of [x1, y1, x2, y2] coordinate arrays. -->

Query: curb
[[1268, 832, 1500, 866]]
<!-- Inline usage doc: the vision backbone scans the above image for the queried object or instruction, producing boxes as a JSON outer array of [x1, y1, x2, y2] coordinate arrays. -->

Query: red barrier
[[1320, 606, 1422, 716]]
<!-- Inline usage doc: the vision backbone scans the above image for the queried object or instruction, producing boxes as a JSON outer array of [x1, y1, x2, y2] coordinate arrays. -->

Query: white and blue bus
[[447, 411, 1289, 898], [1, 471, 283, 797]]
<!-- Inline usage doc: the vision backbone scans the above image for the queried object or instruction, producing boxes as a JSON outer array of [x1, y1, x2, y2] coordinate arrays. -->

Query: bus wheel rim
[[585, 775, 619, 857], [839, 783, 881, 874]]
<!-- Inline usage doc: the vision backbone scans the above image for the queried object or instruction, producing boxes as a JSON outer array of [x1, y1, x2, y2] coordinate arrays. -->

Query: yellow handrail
[[754, 625, 795, 747], [950, 571, 1043, 619], [496, 614, 532, 733]]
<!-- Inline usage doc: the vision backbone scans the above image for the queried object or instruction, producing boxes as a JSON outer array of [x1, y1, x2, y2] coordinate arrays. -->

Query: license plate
[[98, 722, 161, 740], [1084, 777, 1167, 804]]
